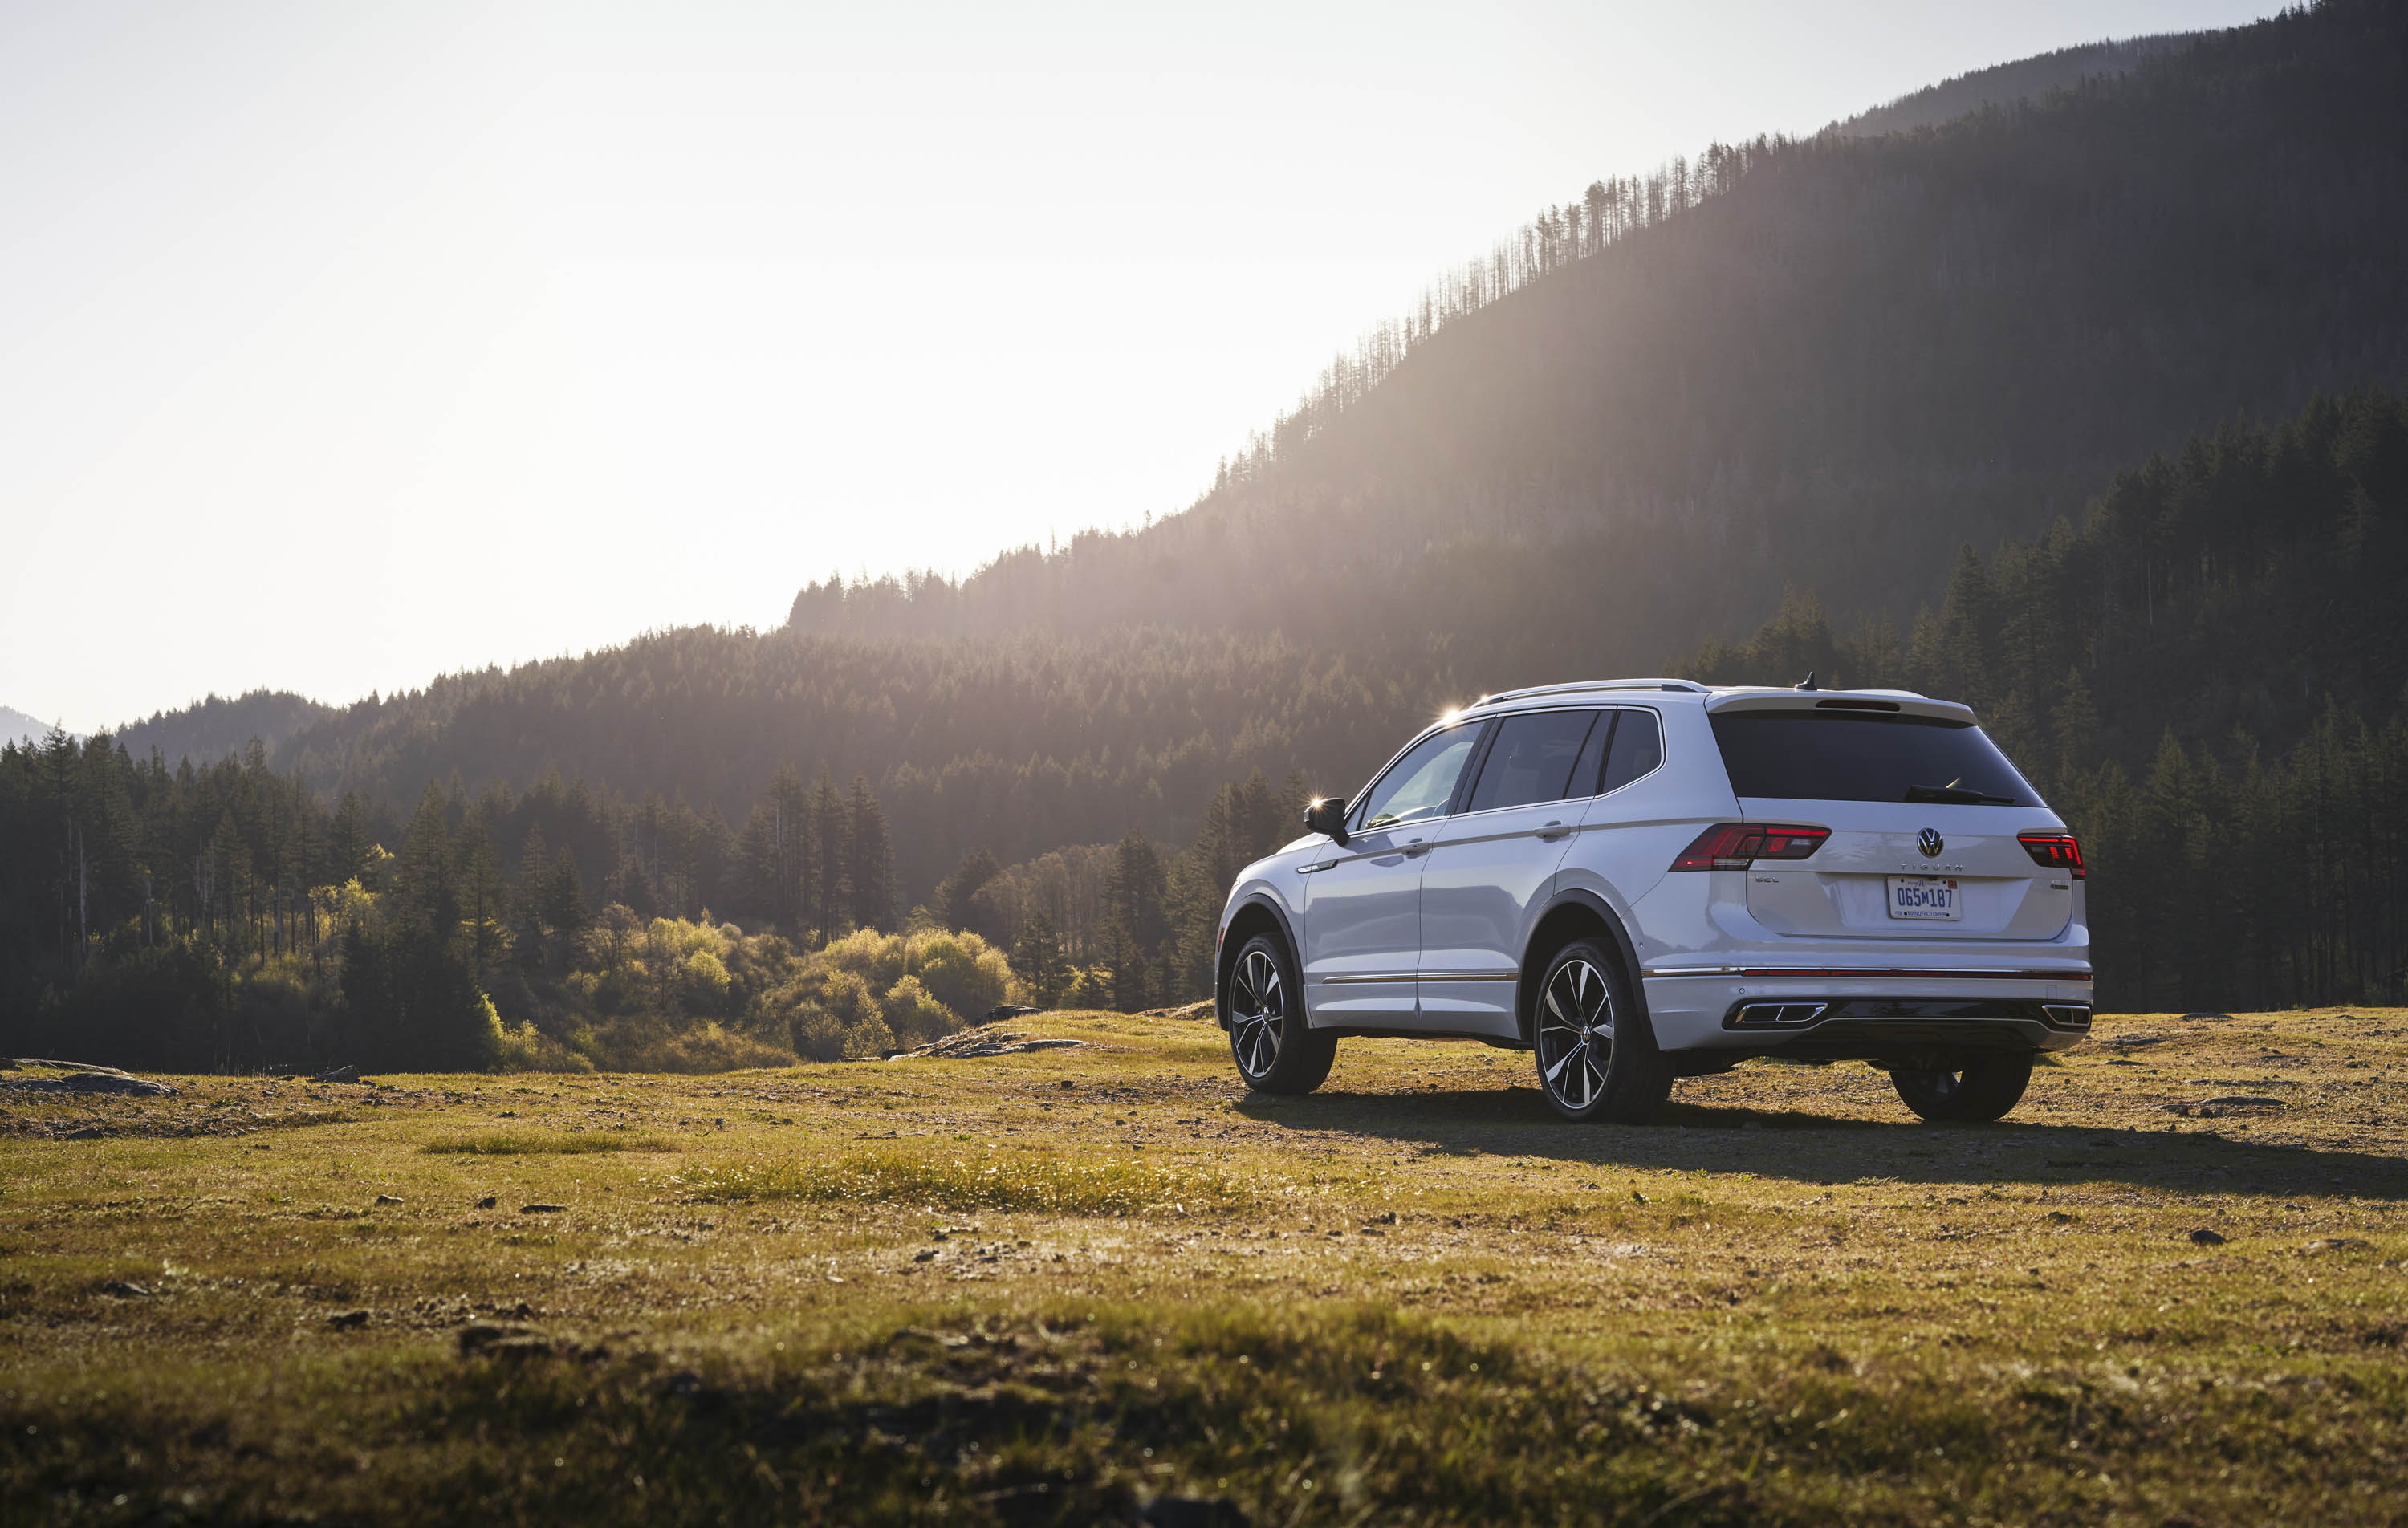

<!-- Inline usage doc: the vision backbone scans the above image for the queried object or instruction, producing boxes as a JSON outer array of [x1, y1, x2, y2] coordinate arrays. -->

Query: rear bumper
[[1641, 969, 2093, 1056]]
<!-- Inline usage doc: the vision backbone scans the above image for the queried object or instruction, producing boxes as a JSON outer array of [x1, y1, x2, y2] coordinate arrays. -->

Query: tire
[[1531, 938, 1672, 1123], [1890, 1055, 2033, 1123], [1223, 933, 1335, 1095]]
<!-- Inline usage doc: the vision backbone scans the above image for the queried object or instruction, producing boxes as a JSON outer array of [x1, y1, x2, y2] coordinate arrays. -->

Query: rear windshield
[[1709, 709, 2040, 807]]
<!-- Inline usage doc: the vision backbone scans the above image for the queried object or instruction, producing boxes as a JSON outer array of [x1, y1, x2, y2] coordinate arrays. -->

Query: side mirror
[[1304, 796, 1350, 846]]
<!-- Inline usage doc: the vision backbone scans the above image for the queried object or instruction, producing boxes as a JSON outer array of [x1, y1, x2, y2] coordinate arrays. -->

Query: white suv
[[1213, 679, 2091, 1124]]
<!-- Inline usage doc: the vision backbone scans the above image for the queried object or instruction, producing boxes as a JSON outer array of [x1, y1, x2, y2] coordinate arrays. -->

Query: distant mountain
[[0, 706, 70, 749], [1831, 35, 2190, 138], [111, 690, 335, 768]]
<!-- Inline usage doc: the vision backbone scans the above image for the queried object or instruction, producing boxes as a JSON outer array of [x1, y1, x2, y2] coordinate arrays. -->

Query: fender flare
[[1519, 888, 1653, 1045], [1217, 892, 1303, 1031]]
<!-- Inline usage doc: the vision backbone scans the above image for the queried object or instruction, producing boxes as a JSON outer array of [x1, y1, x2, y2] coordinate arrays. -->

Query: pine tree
[[394, 785, 458, 936], [1104, 829, 1169, 1012], [454, 814, 511, 977], [2054, 664, 2101, 787], [1013, 908, 1065, 1006], [809, 771, 850, 941], [327, 791, 375, 887], [513, 823, 552, 966], [938, 847, 1000, 935], [846, 775, 893, 932], [543, 846, 590, 951]]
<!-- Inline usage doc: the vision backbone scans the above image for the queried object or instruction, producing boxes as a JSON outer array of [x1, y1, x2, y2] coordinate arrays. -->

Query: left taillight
[[1669, 823, 1829, 872], [2018, 832, 2085, 879]]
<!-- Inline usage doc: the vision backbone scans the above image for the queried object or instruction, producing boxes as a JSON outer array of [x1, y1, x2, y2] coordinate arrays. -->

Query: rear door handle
[[1403, 839, 1428, 858], [1538, 820, 1571, 841]]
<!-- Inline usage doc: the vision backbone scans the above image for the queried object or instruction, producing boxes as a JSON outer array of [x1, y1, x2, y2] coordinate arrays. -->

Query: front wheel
[[1224, 933, 1335, 1095], [1531, 939, 1672, 1123], [1890, 1055, 2033, 1123]]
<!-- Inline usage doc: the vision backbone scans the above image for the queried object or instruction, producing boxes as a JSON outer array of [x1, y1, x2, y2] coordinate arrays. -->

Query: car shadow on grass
[[1230, 1087, 2408, 1200]]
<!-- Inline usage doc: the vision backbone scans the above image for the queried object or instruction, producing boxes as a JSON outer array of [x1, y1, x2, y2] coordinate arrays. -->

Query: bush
[[492, 1016, 595, 1072], [881, 975, 954, 1046], [840, 1014, 897, 1060], [794, 1004, 849, 1062], [904, 929, 1015, 1018]]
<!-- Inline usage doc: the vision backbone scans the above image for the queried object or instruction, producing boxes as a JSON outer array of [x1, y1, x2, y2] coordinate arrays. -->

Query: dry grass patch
[[671, 1146, 1248, 1216], [418, 1131, 674, 1155], [3, 1007, 2406, 1525]]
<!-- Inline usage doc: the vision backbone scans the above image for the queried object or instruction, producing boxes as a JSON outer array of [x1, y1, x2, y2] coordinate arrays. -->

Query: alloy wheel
[[1536, 957, 1613, 1111], [1229, 947, 1285, 1079]]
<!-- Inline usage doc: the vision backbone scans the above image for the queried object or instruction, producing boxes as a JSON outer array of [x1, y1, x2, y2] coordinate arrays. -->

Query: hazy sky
[[0, 1, 2282, 733]]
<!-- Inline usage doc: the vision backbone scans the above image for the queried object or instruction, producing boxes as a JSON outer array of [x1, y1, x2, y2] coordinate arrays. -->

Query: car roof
[[1462, 680, 1975, 725]]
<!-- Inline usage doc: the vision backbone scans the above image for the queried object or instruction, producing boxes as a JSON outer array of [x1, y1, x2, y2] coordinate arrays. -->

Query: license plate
[[1887, 876, 1961, 920]]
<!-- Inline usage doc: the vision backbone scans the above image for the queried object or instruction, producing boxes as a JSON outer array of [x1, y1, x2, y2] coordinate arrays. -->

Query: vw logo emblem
[[1917, 827, 1944, 859]]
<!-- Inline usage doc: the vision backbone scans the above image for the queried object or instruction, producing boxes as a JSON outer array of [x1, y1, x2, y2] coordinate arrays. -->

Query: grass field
[[4, 1008, 2405, 1526]]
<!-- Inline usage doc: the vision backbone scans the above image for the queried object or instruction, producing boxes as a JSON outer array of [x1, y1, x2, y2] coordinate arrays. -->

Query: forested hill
[[1674, 384, 2408, 1010], [114, 690, 332, 767], [87, 0, 2408, 916], [1829, 35, 2187, 138], [785, 0, 2408, 682]]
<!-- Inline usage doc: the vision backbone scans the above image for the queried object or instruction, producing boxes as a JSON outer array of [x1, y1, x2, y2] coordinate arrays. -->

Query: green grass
[[420, 1131, 675, 1155], [670, 1147, 1250, 1215], [3, 1005, 2406, 1524]]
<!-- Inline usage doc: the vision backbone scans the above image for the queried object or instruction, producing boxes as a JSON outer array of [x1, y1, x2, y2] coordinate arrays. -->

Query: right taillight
[[1669, 823, 1829, 871], [2018, 832, 2085, 879]]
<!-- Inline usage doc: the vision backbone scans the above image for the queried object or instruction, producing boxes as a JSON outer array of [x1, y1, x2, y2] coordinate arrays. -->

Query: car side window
[[1464, 709, 1602, 813], [1352, 725, 1483, 833], [1568, 710, 1617, 798], [1601, 707, 1663, 792]]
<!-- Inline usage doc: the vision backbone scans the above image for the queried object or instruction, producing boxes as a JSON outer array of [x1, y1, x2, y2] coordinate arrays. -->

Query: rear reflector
[[2018, 832, 2086, 879], [1670, 822, 1830, 871]]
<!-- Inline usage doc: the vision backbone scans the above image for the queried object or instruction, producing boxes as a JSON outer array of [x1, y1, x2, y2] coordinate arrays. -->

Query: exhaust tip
[[1729, 1001, 1829, 1029]]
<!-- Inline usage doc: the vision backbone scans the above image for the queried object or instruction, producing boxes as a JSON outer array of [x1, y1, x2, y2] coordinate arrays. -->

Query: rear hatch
[[1707, 694, 2075, 941]]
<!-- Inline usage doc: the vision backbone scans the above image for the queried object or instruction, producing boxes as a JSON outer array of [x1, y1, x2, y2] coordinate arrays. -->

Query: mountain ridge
[[0, 705, 71, 749], [79, 0, 2408, 910]]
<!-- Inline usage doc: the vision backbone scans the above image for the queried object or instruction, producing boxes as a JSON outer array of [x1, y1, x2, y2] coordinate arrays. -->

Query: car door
[[1416, 709, 1610, 1033], [1300, 721, 1486, 1022]]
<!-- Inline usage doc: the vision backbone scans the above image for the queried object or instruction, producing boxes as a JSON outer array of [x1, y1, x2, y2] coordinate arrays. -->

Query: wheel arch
[[1516, 890, 1650, 1047], [1217, 894, 1298, 1033]]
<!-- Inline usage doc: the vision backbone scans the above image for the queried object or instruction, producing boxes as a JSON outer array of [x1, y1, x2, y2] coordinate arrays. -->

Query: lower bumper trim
[[1652, 965, 2090, 982]]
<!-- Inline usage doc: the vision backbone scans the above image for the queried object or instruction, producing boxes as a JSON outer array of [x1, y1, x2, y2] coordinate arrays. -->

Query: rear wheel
[[1224, 933, 1335, 1095], [1890, 1055, 2033, 1122], [1531, 939, 1672, 1123]]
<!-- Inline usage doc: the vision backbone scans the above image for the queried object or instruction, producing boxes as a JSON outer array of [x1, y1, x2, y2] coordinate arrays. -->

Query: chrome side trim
[[1416, 970, 1519, 983], [1320, 973, 1418, 985], [1647, 965, 2093, 982]]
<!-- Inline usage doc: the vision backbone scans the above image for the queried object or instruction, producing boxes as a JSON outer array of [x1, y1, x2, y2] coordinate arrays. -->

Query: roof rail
[[1468, 678, 1708, 708]]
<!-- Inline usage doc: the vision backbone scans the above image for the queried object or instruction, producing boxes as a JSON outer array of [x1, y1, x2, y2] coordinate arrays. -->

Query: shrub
[[881, 976, 954, 1046], [904, 929, 1015, 1018], [794, 1004, 849, 1062]]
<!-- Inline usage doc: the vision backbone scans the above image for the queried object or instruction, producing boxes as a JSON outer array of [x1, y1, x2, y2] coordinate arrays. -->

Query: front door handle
[[1538, 820, 1571, 841], [1403, 839, 1428, 858]]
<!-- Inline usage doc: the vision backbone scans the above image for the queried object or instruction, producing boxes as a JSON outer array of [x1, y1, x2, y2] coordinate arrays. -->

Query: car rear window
[[1709, 709, 2039, 806]]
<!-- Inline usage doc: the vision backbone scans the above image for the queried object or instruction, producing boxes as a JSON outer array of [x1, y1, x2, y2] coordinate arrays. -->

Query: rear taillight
[[1669, 823, 1829, 871], [2018, 832, 2085, 879]]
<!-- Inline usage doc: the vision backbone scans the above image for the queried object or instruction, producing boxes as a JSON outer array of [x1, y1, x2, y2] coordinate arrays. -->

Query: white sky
[[0, 0, 2280, 733]]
